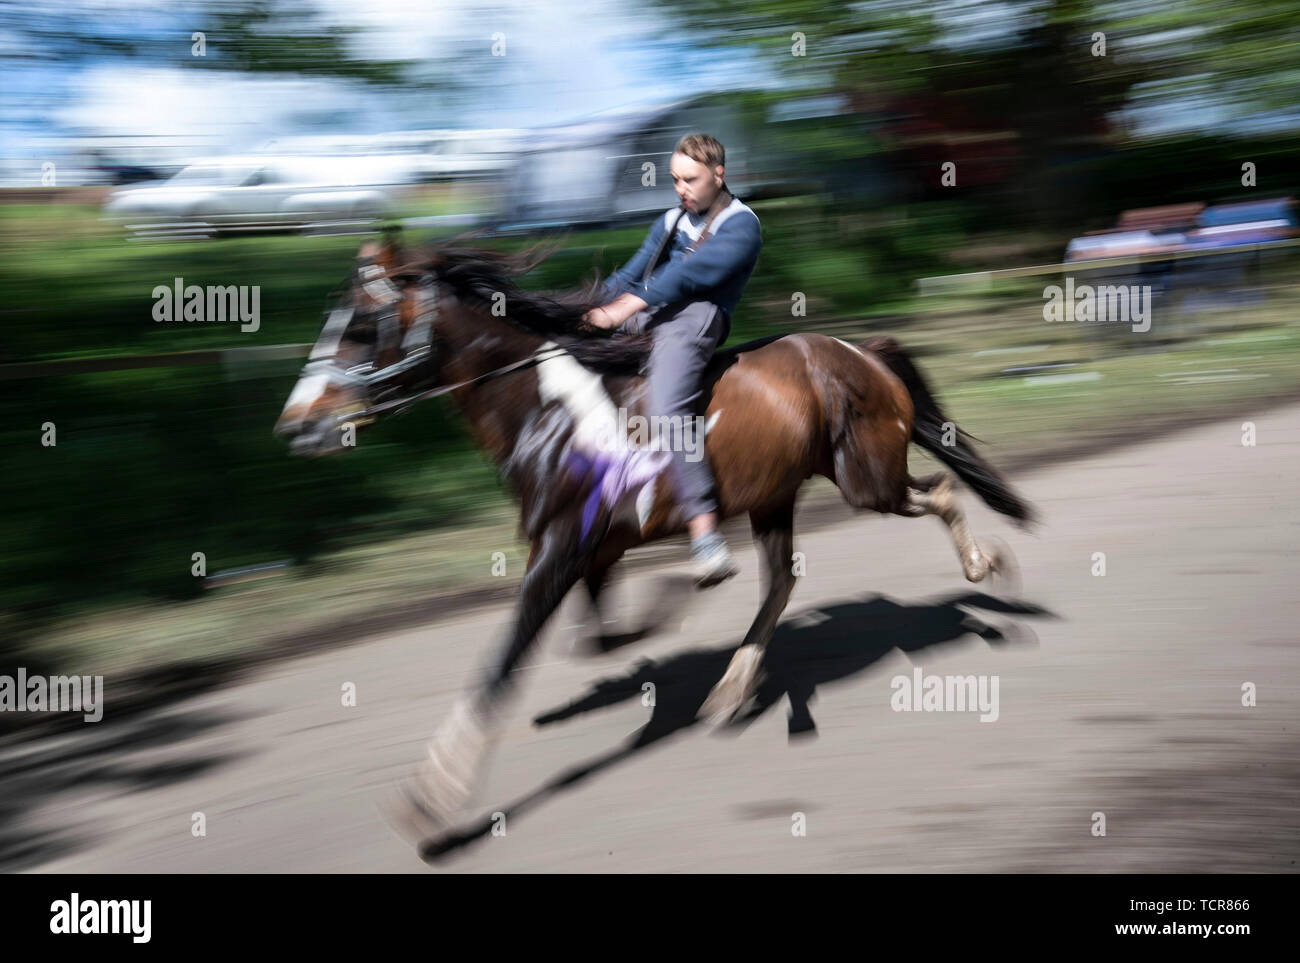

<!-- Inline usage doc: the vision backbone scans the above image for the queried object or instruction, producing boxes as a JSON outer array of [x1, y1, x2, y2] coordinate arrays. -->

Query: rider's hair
[[674, 133, 725, 171]]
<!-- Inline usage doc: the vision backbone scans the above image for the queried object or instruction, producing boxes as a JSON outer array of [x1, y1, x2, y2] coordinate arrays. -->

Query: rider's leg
[[688, 513, 718, 539], [643, 301, 736, 587]]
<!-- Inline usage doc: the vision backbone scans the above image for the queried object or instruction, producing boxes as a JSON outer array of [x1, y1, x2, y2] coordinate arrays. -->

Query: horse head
[[274, 231, 439, 455]]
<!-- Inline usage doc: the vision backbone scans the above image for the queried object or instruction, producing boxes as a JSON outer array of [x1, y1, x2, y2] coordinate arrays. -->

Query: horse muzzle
[[274, 407, 366, 457]]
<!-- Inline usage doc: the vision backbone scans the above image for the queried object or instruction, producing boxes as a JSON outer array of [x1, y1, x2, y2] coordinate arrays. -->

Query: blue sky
[[2, 0, 1295, 161], [0, 0, 780, 156]]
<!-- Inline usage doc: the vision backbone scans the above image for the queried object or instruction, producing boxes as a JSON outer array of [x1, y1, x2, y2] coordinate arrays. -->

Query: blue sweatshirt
[[600, 196, 762, 321]]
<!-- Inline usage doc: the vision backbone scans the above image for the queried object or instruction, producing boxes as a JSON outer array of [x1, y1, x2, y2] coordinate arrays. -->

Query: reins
[[341, 345, 569, 423], [301, 264, 573, 427]]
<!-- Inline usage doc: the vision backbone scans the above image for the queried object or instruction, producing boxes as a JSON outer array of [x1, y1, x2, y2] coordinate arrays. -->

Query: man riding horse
[[583, 133, 762, 588], [272, 142, 1035, 857]]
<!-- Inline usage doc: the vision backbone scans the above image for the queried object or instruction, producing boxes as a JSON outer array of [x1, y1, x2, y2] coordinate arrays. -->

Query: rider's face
[[670, 153, 724, 214]]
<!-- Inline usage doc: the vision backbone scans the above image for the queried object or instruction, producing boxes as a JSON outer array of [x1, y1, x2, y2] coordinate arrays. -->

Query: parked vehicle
[[1184, 197, 1299, 249], [1064, 198, 1298, 262], [1065, 230, 1183, 262], [1062, 198, 1299, 328], [103, 154, 415, 235]]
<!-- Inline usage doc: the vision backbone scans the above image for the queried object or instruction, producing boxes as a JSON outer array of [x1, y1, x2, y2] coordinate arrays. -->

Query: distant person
[[584, 133, 762, 588]]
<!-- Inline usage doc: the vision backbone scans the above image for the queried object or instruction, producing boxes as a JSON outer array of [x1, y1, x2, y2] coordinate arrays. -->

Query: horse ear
[[381, 226, 404, 264], [357, 233, 404, 275]]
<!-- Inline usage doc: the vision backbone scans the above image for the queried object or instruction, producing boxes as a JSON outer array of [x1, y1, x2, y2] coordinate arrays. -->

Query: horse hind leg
[[901, 473, 1002, 582], [699, 499, 796, 726], [831, 412, 912, 515]]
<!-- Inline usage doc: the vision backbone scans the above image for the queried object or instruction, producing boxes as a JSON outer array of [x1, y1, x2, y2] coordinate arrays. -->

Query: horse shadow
[[419, 589, 1055, 861], [0, 703, 244, 871]]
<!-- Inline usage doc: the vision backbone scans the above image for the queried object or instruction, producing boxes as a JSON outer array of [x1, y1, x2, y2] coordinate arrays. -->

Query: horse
[[273, 231, 1036, 852]]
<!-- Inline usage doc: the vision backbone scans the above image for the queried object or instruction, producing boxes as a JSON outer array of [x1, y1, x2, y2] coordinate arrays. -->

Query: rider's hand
[[583, 306, 620, 329], [585, 294, 648, 331]]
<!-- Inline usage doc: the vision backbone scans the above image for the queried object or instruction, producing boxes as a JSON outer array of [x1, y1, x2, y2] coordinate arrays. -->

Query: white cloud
[[54, 66, 397, 146], [30, 0, 772, 148]]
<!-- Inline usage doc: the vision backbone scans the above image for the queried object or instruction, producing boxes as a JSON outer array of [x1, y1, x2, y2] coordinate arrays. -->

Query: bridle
[[297, 260, 568, 428], [297, 261, 434, 393]]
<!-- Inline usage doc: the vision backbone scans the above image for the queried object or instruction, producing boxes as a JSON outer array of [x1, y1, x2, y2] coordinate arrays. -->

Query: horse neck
[[432, 295, 549, 465]]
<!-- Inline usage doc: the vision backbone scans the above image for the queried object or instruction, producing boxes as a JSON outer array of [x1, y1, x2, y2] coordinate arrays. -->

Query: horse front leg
[[699, 500, 796, 726], [387, 525, 581, 843]]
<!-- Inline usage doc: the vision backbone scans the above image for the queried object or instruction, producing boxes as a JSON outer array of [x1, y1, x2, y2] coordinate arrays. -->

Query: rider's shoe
[[691, 530, 738, 589]]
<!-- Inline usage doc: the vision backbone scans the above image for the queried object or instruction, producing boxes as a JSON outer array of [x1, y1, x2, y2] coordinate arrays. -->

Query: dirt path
[[7, 403, 1299, 872]]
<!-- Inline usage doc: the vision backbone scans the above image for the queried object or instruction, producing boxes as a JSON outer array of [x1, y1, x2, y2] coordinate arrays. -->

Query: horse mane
[[398, 238, 654, 375]]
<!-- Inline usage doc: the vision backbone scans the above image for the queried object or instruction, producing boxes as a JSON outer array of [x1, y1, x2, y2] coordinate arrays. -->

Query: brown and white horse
[[274, 233, 1036, 855]]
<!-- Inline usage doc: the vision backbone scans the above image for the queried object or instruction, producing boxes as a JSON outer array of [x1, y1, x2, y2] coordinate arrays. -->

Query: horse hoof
[[383, 698, 495, 850], [699, 645, 764, 727], [380, 779, 458, 848], [981, 535, 1022, 599], [699, 688, 746, 727]]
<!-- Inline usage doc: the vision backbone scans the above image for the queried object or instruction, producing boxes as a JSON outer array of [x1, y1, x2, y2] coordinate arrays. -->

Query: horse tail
[[858, 336, 1037, 527]]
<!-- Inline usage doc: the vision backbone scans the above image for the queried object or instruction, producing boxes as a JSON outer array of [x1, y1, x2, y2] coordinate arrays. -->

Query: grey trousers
[[624, 301, 729, 519]]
